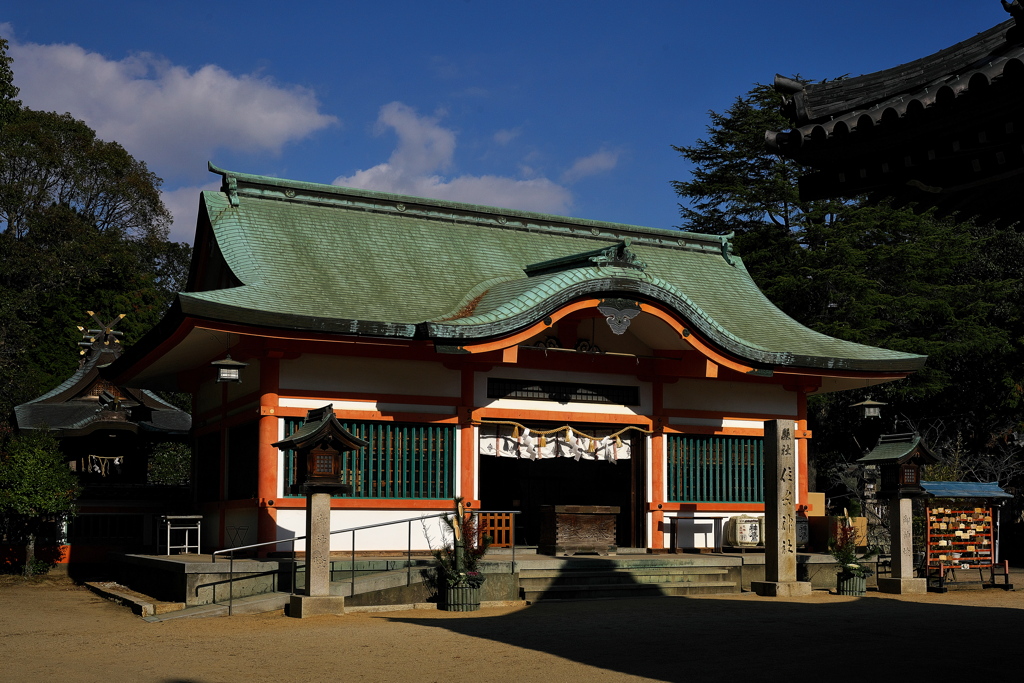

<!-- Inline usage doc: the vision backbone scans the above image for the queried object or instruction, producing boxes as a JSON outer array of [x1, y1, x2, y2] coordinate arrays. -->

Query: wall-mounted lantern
[[211, 354, 248, 383], [851, 398, 887, 419], [856, 432, 938, 498], [272, 404, 368, 495]]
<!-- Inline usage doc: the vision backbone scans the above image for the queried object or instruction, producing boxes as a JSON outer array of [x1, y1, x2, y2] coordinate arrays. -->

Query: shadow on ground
[[389, 590, 1020, 681]]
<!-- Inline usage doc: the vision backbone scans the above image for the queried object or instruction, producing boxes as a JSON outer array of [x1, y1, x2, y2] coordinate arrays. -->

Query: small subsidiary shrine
[[105, 164, 925, 553], [14, 315, 191, 564]]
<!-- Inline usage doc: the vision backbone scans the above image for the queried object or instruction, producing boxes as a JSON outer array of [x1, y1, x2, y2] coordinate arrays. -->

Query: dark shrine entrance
[[478, 428, 645, 548]]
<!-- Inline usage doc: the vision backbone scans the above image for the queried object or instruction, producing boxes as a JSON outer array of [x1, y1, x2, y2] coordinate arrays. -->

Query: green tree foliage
[[0, 38, 19, 128], [0, 38, 191, 418], [0, 429, 80, 574], [674, 83, 1024, 474], [147, 442, 192, 486]]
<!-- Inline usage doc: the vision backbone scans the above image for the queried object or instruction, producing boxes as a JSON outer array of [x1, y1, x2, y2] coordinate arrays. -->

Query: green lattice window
[[283, 419, 454, 499], [667, 435, 763, 503]]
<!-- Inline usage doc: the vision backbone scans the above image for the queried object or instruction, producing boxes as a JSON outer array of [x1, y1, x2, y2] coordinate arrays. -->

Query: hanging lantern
[[211, 354, 248, 383], [851, 398, 886, 419]]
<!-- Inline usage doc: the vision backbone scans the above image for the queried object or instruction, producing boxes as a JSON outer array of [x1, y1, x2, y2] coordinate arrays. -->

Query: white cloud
[[6, 34, 337, 183], [334, 103, 572, 214], [161, 182, 222, 244], [493, 127, 522, 146], [560, 148, 620, 184]]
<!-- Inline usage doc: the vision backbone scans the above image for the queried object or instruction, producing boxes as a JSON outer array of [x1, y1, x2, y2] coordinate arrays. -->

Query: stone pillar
[[751, 419, 811, 597], [289, 490, 346, 617], [305, 492, 332, 597], [877, 496, 927, 594]]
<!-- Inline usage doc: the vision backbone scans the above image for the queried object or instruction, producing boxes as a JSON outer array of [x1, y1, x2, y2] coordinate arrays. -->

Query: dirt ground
[[1, 571, 1022, 683]]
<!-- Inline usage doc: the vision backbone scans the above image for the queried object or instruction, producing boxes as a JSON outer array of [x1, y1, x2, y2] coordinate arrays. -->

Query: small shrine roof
[[15, 348, 191, 437], [920, 480, 1012, 499], [857, 432, 938, 464], [272, 405, 368, 451], [159, 165, 924, 374]]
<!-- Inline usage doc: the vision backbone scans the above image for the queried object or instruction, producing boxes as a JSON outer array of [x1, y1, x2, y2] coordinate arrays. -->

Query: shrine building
[[105, 164, 925, 553]]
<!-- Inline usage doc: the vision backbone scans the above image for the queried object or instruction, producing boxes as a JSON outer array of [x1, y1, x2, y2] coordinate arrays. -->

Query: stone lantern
[[856, 432, 937, 595], [272, 404, 367, 617]]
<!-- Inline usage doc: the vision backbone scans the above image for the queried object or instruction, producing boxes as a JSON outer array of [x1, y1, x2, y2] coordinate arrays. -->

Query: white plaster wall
[[274, 508, 454, 552], [646, 434, 659, 549], [223, 508, 259, 549], [279, 397, 455, 415], [663, 378, 795, 416], [477, 366, 651, 416], [663, 512, 742, 549], [281, 355, 461, 397]]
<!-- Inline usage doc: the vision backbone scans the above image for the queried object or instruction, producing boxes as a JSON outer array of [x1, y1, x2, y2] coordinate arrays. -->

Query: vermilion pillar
[[649, 380, 665, 550], [459, 365, 477, 505], [257, 356, 281, 545]]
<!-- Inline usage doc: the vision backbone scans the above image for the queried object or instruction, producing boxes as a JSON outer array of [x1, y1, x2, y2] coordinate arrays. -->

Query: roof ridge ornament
[[589, 239, 648, 270], [208, 162, 240, 207], [718, 233, 735, 265], [77, 311, 126, 364], [1003, 0, 1024, 42], [523, 239, 647, 277]]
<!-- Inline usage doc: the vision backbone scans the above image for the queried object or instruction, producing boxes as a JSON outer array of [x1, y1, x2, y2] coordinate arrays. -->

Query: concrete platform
[[100, 548, 854, 619]]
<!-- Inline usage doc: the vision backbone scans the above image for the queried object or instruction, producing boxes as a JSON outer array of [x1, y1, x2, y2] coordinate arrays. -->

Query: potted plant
[[828, 517, 876, 596], [430, 498, 492, 611]]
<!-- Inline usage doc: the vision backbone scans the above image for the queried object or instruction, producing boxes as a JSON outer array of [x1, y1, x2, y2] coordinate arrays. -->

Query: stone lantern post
[[857, 432, 937, 594], [273, 404, 367, 617]]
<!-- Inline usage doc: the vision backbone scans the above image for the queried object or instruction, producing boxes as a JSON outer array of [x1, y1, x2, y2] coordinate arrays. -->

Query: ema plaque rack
[[924, 506, 1011, 592]]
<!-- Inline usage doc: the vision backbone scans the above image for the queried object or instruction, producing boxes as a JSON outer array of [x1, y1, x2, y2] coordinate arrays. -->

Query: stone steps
[[519, 564, 738, 603]]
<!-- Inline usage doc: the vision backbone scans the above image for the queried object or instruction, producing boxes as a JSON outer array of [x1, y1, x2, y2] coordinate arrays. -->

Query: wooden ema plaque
[[926, 506, 994, 569], [539, 505, 620, 556], [922, 506, 1012, 591]]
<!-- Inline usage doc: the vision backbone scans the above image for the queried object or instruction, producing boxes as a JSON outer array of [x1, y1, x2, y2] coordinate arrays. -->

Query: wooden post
[[751, 419, 811, 597]]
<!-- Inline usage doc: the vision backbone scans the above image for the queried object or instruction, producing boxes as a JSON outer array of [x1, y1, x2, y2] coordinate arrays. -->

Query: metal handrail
[[210, 509, 519, 615]]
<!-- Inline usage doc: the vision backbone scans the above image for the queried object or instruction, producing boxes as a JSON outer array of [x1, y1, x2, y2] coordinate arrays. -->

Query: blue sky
[[1, 1, 1007, 243]]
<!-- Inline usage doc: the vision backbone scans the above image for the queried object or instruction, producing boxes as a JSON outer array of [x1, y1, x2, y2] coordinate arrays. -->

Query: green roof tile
[[177, 166, 926, 373]]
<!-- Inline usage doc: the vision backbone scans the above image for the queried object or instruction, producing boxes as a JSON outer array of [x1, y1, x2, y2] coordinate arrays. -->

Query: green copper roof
[[857, 433, 937, 464], [177, 165, 926, 373]]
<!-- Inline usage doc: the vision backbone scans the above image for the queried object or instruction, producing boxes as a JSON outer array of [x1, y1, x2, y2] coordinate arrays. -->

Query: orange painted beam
[[651, 502, 766, 512], [475, 407, 652, 427], [637, 303, 756, 375], [662, 425, 765, 437], [454, 299, 601, 354], [277, 390, 461, 406], [268, 498, 455, 510]]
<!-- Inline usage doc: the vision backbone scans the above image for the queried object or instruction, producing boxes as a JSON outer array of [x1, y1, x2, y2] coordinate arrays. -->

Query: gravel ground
[[1, 570, 1021, 683]]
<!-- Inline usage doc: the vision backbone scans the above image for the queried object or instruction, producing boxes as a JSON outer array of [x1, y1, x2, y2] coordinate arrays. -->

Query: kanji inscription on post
[[764, 419, 798, 581]]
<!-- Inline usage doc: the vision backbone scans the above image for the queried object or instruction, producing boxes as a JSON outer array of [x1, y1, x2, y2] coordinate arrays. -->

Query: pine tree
[[673, 82, 1024, 466]]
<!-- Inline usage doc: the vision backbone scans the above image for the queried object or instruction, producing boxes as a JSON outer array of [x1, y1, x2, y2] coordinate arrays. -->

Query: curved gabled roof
[[766, 15, 1024, 216], [15, 349, 191, 436], [776, 19, 1019, 128], [169, 166, 924, 374]]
